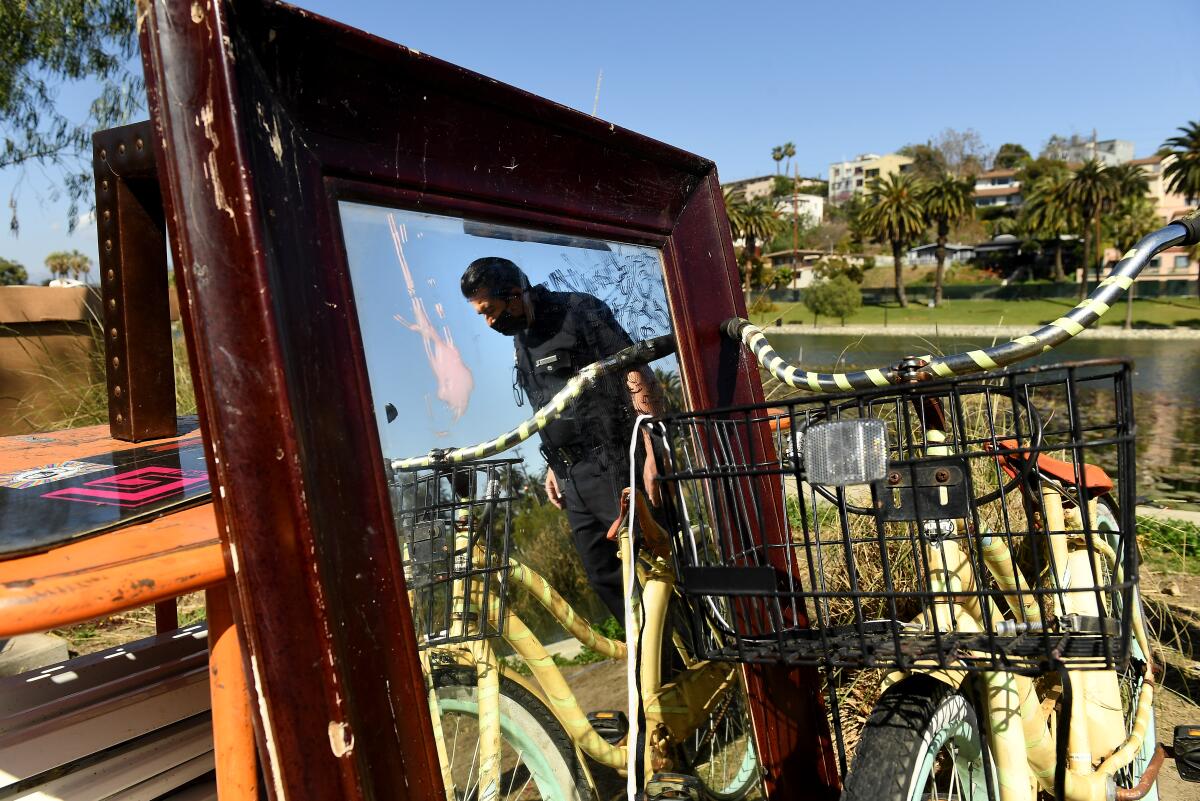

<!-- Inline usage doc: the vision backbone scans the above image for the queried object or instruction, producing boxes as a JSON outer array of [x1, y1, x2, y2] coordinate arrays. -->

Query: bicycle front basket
[[390, 459, 519, 647], [654, 360, 1138, 676]]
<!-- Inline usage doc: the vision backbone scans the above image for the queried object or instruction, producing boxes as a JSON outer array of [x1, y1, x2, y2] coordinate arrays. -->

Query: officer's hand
[[642, 448, 661, 506], [545, 468, 564, 509]]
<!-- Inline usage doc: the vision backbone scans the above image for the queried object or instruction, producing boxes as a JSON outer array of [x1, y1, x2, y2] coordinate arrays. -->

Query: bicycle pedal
[[587, 710, 628, 744], [643, 772, 701, 801], [1175, 725, 1200, 782]]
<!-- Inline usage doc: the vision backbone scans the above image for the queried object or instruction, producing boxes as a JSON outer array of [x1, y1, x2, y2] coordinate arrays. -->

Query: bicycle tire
[[433, 667, 593, 801], [1096, 499, 1158, 801], [666, 597, 761, 800], [842, 674, 996, 801]]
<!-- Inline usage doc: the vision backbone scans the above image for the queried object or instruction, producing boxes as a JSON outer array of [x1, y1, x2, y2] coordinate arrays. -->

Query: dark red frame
[[138, 1, 838, 798]]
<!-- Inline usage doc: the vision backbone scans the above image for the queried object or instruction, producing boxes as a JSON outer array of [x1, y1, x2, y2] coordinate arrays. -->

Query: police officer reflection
[[461, 257, 664, 618]]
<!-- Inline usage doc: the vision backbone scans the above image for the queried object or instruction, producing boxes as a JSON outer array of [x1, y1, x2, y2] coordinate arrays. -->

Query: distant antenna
[[592, 69, 603, 116]]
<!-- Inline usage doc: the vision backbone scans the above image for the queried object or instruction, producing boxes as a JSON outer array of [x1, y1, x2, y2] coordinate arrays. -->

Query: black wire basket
[[653, 360, 1138, 675], [389, 459, 519, 647]]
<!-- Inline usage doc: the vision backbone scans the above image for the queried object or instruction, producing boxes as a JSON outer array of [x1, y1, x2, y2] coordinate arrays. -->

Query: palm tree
[[918, 173, 974, 305], [1020, 170, 1076, 282], [859, 172, 925, 307], [723, 190, 784, 291], [66, 250, 93, 280], [1062, 160, 1114, 299], [1105, 193, 1159, 329], [771, 146, 784, 175], [782, 142, 796, 176], [1161, 121, 1200, 202], [44, 251, 72, 281]]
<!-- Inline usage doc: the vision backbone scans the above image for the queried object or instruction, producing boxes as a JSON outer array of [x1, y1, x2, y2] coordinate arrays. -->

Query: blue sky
[[3, 0, 1198, 282]]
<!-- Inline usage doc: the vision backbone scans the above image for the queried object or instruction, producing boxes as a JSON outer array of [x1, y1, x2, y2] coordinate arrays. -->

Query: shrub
[[803, 275, 863, 324]]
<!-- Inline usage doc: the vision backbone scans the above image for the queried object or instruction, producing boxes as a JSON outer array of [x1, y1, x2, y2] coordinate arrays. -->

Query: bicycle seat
[[988, 439, 1114, 494], [606, 488, 671, 558]]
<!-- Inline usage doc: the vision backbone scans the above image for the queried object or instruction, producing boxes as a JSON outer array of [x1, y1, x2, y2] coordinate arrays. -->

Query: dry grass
[[12, 315, 196, 431], [12, 312, 202, 656], [52, 592, 207, 657]]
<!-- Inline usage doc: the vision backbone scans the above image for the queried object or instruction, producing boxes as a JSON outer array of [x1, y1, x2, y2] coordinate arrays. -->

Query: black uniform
[[514, 285, 636, 619]]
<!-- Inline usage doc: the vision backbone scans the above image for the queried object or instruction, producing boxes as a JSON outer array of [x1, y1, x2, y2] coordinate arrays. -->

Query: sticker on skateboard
[[0, 460, 112, 489]]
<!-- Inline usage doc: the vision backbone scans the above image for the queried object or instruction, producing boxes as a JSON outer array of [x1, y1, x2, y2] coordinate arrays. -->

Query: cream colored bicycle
[[388, 335, 760, 801], [644, 217, 1200, 801]]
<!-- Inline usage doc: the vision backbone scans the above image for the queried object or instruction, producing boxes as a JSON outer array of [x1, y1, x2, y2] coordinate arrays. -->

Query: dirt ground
[[52, 577, 1200, 798], [1142, 568, 1200, 800]]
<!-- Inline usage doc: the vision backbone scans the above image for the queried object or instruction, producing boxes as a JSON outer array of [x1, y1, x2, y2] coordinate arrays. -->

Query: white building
[[1042, 135, 1134, 166], [973, 168, 1022, 209], [774, 193, 824, 226]]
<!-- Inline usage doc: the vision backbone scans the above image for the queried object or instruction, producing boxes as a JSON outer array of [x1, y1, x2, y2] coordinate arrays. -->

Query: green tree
[[67, 248, 92, 280], [1105, 193, 1159, 329], [803, 274, 862, 325], [859, 172, 925, 307], [813, 256, 865, 284], [1020, 175, 1074, 281], [918, 172, 975, 305], [782, 141, 796, 175], [44, 250, 72, 280], [771, 145, 784, 175], [43, 248, 90, 281], [1161, 121, 1200, 202], [1062, 160, 1115, 299], [724, 190, 784, 291], [993, 143, 1031, 170], [0, 256, 28, 285], [769, 265, 794, 289], [652, 368, 685, 411], [2, 1, 142, 233], [898, 142, 946, 181]]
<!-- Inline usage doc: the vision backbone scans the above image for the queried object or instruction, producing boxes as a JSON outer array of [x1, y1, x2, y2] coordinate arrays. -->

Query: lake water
[[767, 333, 1200, 512]]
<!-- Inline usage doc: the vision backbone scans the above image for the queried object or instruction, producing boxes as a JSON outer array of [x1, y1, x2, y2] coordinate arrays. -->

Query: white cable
[[626, 414, 653, 801]]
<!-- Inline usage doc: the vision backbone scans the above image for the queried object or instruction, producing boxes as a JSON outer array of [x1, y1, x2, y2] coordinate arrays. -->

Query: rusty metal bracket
[[92, 121, 176, 441]]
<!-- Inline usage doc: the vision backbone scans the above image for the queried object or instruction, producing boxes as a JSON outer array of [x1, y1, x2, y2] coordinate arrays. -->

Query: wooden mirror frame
[[138, 1, 839, 798]]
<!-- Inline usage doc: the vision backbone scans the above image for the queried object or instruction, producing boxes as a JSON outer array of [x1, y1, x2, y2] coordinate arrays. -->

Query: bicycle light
[[803, 419, 889, 486]]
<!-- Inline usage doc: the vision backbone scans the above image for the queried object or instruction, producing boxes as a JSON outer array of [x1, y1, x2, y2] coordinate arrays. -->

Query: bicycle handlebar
[[393, 334, 677, 470], [726, 216, 1198, 392]]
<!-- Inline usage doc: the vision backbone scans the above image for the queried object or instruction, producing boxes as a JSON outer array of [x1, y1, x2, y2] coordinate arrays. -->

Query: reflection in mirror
[[339, 201, 682, 633], [337, 205, 763, 801]]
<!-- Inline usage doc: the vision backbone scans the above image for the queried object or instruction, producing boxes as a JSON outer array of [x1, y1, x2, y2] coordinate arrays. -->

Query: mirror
[[339, 200, 682, 625]]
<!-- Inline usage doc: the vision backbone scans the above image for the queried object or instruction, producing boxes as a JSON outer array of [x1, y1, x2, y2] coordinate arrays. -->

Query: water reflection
[[768, 333, 1200, 510]]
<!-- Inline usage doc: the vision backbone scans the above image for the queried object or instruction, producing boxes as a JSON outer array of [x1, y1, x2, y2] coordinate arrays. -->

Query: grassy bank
[[750, 296, 1200, 330]]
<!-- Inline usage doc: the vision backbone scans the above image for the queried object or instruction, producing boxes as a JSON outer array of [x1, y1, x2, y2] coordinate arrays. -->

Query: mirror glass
[[338, 200, 683, 629]]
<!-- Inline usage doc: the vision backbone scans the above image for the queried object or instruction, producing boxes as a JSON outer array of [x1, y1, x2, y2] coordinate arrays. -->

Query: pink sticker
[[42, 466, 208, 508]]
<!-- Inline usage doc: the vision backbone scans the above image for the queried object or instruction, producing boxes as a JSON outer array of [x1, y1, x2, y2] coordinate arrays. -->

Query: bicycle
[[644, 214, 1200, 801], [388, 335, 761, 801]]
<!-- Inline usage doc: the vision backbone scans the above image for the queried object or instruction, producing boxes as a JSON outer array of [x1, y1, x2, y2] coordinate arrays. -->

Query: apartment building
[[721, 175, 777, 203], [1116, 154, 1198, 282], [827, 153, 914, 204], [973, 168, 1022, 210], [1043, 135, 1134, 167], [776, 193, 824, 226]]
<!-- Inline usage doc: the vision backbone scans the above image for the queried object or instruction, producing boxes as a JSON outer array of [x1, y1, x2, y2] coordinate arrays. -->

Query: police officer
[[461, 256, 663, 619]]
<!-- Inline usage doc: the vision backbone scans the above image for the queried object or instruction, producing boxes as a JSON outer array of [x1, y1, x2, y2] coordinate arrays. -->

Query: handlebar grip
[[721, 317, 748, 341], [1172, 209, 1200, 246]]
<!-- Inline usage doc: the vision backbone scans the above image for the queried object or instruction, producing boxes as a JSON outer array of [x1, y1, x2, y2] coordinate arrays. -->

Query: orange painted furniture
[[0, 423, 255, 800]]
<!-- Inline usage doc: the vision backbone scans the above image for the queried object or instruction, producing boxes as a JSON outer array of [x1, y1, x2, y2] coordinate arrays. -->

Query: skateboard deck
[[0, 418, 212, 558]]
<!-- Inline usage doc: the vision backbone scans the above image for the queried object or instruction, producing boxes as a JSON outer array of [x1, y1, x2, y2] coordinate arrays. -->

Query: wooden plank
[[0, 504, 223, 637]]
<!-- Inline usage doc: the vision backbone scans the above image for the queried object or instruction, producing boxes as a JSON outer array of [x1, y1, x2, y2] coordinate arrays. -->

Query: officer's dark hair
[[460, 257, 528, 299]]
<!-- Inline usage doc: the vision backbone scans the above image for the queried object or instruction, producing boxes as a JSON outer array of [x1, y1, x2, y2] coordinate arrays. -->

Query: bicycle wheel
[[433, 667, 592, 801], [667, 599, 761, 800], [676, 672, 759, 800], [842, 674, 996, 801], [1095, 499, 1158, 801]]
